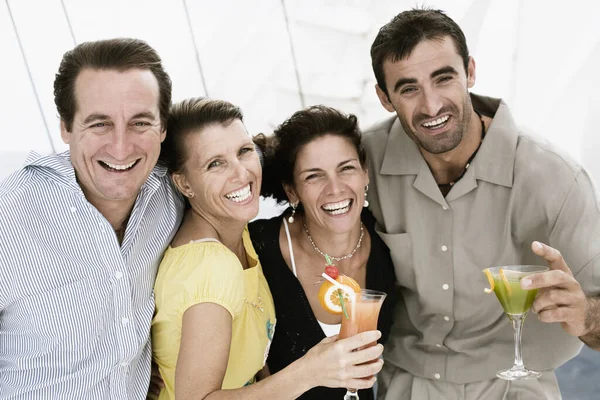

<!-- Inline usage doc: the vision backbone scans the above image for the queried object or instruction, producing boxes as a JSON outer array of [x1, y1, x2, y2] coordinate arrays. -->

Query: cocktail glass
[[338, 289, 387, 400], [484, 265, 549, 380]]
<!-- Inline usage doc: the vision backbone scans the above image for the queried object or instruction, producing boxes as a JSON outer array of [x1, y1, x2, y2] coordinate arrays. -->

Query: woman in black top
[[250, 106, 397, 400]]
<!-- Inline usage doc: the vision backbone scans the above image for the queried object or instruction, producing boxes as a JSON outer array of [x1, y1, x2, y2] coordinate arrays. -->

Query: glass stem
[[510, 313, 526, 370]]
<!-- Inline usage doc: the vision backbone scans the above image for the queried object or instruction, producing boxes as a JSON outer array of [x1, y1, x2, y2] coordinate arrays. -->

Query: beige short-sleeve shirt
[[363, 94, 600, 384]]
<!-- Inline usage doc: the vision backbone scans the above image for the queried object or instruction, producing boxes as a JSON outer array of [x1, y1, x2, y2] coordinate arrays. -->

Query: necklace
[[303, 221, 364, 262], [438, 110, 487, 194], [244, 296, 264, 312]]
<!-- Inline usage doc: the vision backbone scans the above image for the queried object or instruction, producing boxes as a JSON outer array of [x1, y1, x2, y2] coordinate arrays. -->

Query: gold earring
[[288, 203, 297, 223]]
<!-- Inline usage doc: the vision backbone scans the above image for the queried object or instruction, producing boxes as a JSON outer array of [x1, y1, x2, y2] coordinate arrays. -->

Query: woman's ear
[[283, 183, 299, 205], [172, 172, 194, 198]]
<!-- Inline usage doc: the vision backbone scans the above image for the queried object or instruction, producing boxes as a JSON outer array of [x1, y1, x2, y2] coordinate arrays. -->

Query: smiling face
[[285, 134, 369, 234], [375, 36, 476, 155], [173, 119, 261, 226], [61, 68, 165, 209]]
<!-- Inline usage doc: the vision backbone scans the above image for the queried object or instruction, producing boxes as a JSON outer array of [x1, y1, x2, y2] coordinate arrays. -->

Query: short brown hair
[[54, 38, 172, 132], [371, 7, 470, 96], [160, 97, 244, 174]]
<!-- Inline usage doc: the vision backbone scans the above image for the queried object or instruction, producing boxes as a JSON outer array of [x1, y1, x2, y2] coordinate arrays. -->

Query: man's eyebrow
[[131, 111, 157, 120], [431, 66, 458, 79], [82, 113, 110, 124], [392, 66, 460, 93], [393, 78, 417, 93]]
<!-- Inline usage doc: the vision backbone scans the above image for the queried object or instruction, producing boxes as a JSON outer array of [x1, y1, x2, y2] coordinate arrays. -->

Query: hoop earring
[[363, 185, 369, 208], [288, 202, 298, 223]]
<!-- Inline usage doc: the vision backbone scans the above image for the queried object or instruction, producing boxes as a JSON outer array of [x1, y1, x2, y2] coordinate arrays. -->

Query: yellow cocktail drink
[[483, 265, 549, 380], [492, 273, 538, 315]]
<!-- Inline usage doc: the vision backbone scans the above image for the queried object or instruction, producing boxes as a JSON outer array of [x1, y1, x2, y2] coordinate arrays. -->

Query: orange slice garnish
[[318, 275, 361, 315], [499, 268, 512, 295], [483, 269, 495, 294]]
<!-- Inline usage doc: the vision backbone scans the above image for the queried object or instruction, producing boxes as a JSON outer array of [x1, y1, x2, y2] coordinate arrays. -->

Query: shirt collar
[[380, 93, 517, 188], [24, 150, 169, 193], [25, 150, 79, 190]]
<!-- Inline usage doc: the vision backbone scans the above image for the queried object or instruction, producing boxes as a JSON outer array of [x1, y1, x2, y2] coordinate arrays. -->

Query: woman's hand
[[300, 330, 384, 390]]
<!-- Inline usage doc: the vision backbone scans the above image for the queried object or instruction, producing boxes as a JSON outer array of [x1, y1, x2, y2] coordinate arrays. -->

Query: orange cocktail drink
[[338, 289, 386, 400], [339, 290, 386, 340]]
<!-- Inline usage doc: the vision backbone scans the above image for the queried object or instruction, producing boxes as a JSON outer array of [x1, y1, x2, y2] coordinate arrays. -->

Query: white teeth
[[102, 160, 137, 170], [327, 206, 350, 215], [225, 184, 251, 202], [322, 199, 351, 215], [423, 115, 449, 128]]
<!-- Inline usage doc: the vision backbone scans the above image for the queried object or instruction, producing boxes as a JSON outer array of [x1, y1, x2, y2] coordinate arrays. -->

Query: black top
[[249, 209, 397, 400]]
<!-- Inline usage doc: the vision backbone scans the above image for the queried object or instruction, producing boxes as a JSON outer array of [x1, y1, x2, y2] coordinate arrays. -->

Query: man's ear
[[60, 120, 71, 144], [467, 56, 476, 89], [375, 84, 396, 113]]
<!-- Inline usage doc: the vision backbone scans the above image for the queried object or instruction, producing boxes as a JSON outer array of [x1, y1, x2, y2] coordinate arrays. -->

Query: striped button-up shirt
[[0, 151, 183, 399]]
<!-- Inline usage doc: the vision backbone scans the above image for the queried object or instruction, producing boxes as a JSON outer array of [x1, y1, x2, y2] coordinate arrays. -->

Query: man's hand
[[521, 241, 600, 349], [147, 362, 164, 400]]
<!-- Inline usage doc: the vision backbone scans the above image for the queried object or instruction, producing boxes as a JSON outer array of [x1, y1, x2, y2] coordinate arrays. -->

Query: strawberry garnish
[[324, 265, 339, 280]]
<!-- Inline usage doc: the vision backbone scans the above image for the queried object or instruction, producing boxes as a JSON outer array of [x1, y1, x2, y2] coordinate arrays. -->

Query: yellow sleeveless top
[[152, 227, 276, 399]]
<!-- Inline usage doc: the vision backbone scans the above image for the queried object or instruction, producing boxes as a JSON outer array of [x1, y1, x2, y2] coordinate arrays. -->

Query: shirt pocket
[[20, 278, 103, 353], [375, 228, 415, 289]]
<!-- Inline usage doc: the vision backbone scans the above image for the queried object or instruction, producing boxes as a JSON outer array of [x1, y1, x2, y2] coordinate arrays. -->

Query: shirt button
[[70, 206, 77, 213], [442, 284, 449, 290], [441, 245, 448, 252], [115, 271, 123, 280], [121, 317, 130, 325], [434, 373, 441, 379], [436, 344, 442, 348], [120, 361, 129, 367], [442, 205, 448, 210], [444, 316, 450, 322]]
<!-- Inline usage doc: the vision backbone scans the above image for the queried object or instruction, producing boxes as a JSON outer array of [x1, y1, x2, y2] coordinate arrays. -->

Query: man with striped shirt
[[0, 39, 183, 398]]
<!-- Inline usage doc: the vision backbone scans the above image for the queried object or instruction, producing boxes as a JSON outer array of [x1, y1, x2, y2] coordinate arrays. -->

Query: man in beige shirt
[[364, 8, 600, 399]]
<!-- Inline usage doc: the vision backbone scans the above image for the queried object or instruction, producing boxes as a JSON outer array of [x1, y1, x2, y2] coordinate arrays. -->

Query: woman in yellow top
[[152, 98, 384, 400]]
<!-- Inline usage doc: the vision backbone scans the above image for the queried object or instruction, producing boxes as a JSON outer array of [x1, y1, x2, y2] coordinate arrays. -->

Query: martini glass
[[484, 265, 549, 380], [338, 289, 387, 400]]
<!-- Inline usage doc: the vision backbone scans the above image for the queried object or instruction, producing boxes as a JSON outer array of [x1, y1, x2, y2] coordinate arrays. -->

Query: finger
[[149, 384, 160, 396], [348, 344, 384, 365], [342, 376, 378, 391], [521, 269, 577, 290], [532, 288, 576, 313], [320, 335, 339, 344], [339, 330, 382, 351], [531, 241, 572, 275], [350, 358, 384, 378], [536, 305, 578, 324], [147, 390, 158, 400]]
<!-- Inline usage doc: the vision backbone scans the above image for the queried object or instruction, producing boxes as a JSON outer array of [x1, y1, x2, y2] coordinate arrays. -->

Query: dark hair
[[160, 97, 244, 174], [54, 38, 172, 132], [256, 105, 366, 204], [371, 7, 469, 96]]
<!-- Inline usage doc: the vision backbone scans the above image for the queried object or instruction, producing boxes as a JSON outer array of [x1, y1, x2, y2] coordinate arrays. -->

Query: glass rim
[[353, 288, 387, 299], [484, 265, 549, 273]]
